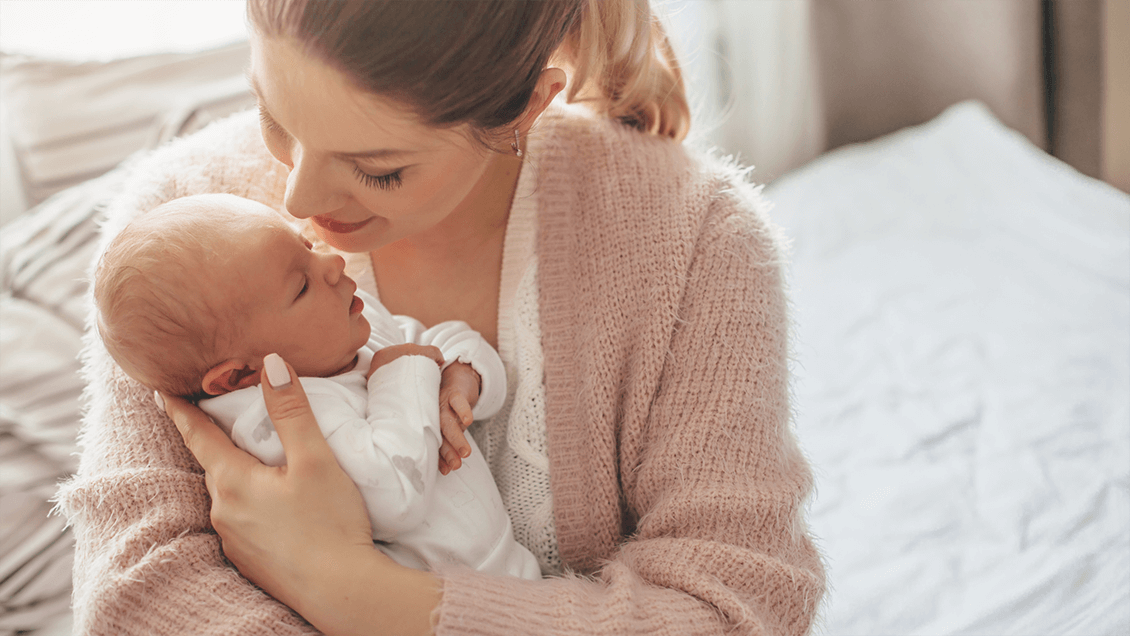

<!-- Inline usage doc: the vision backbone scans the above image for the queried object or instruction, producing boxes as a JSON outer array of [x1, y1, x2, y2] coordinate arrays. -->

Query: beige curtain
[[665, 0, 1111, 184], [813, 0, 1046, 150], [814, 0, 1107, 181]]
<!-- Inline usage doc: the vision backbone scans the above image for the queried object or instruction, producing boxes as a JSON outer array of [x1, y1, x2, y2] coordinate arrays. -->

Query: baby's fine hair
[[94, 195, 257, 398]]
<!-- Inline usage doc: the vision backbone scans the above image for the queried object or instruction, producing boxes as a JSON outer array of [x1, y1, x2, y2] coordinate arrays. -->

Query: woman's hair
[[246, 0, 690, 143]]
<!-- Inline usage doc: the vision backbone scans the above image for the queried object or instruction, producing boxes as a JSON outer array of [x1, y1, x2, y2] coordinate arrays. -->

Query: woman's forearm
[[298, 543, 442, 636]]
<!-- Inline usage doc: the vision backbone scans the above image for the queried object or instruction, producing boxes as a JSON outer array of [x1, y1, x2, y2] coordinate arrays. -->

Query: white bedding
[[766, 101, 1130, 635]]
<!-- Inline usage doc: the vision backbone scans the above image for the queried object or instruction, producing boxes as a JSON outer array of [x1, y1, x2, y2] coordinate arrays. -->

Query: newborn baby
[[94, 193, 540, 579]]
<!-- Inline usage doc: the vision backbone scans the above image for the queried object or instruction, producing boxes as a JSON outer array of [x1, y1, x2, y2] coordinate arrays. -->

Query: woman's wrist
[[300, 544, 442, 636]]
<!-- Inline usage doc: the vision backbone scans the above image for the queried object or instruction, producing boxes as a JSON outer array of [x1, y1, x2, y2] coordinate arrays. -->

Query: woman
[[60, 1, 825, 634]]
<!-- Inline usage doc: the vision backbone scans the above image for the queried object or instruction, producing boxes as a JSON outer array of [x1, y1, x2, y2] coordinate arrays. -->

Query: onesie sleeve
[[356, 355, 443, 537], [392, 315, 507, 420]]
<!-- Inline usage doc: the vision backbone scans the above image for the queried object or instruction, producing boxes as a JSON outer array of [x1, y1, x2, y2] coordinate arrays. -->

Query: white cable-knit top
[[344, 137, 560, 575]]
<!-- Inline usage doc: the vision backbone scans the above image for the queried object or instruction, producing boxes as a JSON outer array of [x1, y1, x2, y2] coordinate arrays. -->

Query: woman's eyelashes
[[258, 108, 286, 138], [353, 165, 403, 191], [259, 105, 402, 191]]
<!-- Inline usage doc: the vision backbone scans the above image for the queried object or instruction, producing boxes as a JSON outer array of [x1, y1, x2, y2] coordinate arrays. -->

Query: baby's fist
[[438, 362, 481, 474]]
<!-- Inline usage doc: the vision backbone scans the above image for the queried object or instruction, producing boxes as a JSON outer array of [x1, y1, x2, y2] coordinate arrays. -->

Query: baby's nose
[[324, 253, 346, 285]]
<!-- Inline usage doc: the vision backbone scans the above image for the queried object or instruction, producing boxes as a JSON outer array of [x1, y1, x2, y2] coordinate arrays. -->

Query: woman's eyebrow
[[246, 72, 414, 161], [336, 148, 414, 160]]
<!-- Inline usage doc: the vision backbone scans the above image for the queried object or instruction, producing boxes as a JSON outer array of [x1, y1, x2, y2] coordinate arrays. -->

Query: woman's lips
[[312, 215, 374, 234], [349, 295, 364, 315]]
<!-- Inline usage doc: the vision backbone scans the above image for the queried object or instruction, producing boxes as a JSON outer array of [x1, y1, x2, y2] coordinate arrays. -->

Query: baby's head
[[95, 194, 371, 399]]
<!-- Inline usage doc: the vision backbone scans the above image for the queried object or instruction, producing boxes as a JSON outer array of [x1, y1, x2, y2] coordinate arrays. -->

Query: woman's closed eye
[[259, 108, 287, 138], [353, 165, 403, 191]]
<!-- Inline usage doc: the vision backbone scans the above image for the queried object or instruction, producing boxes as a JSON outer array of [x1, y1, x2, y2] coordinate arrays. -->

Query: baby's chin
[[329, 353, 361, 377], [305, 352, 361, 378]]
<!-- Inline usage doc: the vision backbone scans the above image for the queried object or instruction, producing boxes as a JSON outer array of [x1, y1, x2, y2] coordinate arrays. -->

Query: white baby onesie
[[199, 290, 541, 580]]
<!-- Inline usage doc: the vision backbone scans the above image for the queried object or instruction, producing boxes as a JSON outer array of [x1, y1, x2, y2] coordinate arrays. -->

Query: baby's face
[[216, 209, 372, 378]]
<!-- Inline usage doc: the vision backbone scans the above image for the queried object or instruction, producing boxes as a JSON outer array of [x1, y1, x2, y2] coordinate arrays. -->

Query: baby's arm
[[393, 317, 507, 419], [394, 317, 508, 471], [356, 355, 444, 537]]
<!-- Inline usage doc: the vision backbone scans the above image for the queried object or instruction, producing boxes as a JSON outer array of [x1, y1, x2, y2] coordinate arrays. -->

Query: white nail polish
[[153, 391, 165, 411], [264, 353, 292, 389]]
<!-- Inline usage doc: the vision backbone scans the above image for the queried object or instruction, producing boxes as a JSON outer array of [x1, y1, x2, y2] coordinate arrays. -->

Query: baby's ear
[[202, 359, 261, 395]]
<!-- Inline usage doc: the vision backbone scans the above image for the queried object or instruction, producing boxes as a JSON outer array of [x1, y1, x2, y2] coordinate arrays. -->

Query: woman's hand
[[159, 353, 440, 635], [438, 362, 480, 475]]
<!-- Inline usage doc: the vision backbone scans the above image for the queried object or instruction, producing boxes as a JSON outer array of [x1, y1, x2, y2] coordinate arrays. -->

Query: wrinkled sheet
[[766, 101, 1130, 635]]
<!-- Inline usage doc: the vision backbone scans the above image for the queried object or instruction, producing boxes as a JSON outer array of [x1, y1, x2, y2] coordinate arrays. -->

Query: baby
[[94, 193, 540, 579]]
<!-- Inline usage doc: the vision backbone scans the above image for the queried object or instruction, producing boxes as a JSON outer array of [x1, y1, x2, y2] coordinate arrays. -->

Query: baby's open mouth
[[350, 294, 364, 315]]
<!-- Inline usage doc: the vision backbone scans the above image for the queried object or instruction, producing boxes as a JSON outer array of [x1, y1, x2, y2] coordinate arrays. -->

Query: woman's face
[[247, 33, 499, 253]]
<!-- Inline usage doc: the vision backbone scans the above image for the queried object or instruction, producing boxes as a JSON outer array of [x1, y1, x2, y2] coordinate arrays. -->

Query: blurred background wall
[[667, 0, 1127, 191]]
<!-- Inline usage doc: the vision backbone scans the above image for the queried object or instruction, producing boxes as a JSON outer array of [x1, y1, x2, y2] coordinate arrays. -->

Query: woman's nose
[[283, 150, 347, 220]]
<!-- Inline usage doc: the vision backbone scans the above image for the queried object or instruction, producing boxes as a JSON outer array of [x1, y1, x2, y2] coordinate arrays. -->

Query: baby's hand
[[438, 362, 481, 475], [367, 344, 444, 379]]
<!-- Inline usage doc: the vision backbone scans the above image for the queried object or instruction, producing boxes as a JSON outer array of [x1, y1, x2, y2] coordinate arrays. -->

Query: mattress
[[765, 101, 1130, 635]]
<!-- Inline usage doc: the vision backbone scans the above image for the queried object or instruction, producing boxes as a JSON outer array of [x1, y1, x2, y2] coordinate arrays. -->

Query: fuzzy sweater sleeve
[[57, 354, 319, 635], [431, 181, 825, 634]]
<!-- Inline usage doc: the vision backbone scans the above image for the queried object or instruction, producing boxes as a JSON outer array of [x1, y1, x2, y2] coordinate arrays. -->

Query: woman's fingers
[[159, 391, 257, 476], [259, 353, 337, 470]]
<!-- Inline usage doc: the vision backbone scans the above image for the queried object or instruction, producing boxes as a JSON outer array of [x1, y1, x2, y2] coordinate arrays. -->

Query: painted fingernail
[[264, 353, 292, 389], [153, 391, 165, 411]]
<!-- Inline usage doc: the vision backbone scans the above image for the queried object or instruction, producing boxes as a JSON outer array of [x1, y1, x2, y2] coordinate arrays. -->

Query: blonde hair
[[247, 0, 690, 143], [94, 196, 251, 398], [557, 0, 690, 140]]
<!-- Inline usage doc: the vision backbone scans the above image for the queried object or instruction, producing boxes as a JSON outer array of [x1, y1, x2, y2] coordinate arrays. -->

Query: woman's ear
[[516, 67, 567, 134], [202, 359, 262, 396]]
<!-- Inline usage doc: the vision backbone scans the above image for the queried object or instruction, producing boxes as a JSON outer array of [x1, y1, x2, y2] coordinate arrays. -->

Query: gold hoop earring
[[511, 129, 523, 157]]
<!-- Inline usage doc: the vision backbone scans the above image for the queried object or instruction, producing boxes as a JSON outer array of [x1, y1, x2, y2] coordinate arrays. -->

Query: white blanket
[[767, 101, 1130, 635]]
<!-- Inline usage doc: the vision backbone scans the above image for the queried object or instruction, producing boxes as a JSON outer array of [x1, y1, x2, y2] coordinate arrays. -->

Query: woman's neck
[[368, 151, 521, 346]]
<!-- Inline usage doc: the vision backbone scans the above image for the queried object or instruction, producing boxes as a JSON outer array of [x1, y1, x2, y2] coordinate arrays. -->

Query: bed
[[766, 101, 1130, 635], [2, 50, 1128, 636]]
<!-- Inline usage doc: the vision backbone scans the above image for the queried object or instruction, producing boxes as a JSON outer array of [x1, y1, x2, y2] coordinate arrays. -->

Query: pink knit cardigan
[[58, 103, 825, 635]]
